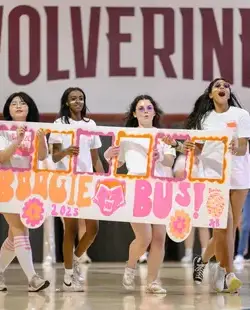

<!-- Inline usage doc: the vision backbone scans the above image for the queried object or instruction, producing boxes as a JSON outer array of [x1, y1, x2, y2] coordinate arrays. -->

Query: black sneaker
[[193, 255, 206, 284], [244, 253, 250, 261]]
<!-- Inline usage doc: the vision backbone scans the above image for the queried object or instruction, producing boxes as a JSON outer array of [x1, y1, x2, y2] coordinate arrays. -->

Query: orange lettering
[[76, 176, 92, 207], [67, 174, 77, 206], [33, 172, 49, 199], [16, 171, 32, 201], [0, 170, 14, 202], [49, 174, 67, 203]]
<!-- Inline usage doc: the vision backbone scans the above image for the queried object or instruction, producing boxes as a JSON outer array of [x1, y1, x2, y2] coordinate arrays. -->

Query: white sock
[[185, 248, 192, 257], [65, 269, 73, 276], [73, 253, 80, 262], [0, 238, 15, 273], [14, 236, 36, 282], [64, 269, 73, 284]]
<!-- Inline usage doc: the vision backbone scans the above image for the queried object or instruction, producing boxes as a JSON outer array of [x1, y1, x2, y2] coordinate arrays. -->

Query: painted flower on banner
[[206, 189, 225, 218], [169, 210, 191, 241], [21, 197, 45, 228], [93, 179, 126, 216]]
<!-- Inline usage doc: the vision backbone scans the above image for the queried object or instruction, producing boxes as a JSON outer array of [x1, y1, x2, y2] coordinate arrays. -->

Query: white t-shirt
[[38, 154, 56, 170], [49, 118, 102, 173], [118, 138, 176, 177], [0, 130, 47, 169], [173, 155, 186, 174], [200, 106, 250, 189], [154, 141, 176, 177], [174, 154, 200, 178]]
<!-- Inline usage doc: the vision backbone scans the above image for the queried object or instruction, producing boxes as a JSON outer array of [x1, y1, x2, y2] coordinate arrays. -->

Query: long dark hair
[[125, 95, 163, 128], [59, 87, 88, 124], [3, 92, 39, 122], [185, 78, 242, 129]]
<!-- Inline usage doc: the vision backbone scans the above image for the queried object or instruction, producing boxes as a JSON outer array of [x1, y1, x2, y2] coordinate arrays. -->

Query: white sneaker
[[63, 274, 84, 292], [123, 267, 136, 291], [0, 273, 7, 292], [28, 274, 50, 292], [181, 255, 192, 263], [73, 259, 85, 283], [79, 252, 92, 264], [146, 281, 167, 294], [211, 263, 226, 292], [234, 255, 244, 264], [139, 252, 148, 263], [225, 273, 242, 293]]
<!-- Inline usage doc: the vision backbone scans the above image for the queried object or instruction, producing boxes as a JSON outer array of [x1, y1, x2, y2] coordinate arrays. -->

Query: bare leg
[[198, 228, 210, 255], [74, 220, 98, 258], [218, 190, 248, 272], [78, 219, 86, 241], [147, 225, 166, 283], [123, 223, 152, 291], [202, 237, 215, 263], [3, 213, 49, 291], [63, 218, 78, 269], [127, 223, 152, 269], [0, 228, 15, 273], [181, 228, 195, 262]]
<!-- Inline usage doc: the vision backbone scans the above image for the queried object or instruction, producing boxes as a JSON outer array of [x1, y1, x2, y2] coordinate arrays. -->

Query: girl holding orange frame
[[104, 95, 176, 294], [165, 78, 250, 293]]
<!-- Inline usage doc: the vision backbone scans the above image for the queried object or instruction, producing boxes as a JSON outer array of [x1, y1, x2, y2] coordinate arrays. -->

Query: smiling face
[[209, 79, 231, 107], [133, 99, 155, 128], [67, 90, 85, 115], [9, 96, 29, 121]]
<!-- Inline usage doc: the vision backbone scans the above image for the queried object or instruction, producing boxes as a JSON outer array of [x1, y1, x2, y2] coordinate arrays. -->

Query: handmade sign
[[0, 121, 233, 242]]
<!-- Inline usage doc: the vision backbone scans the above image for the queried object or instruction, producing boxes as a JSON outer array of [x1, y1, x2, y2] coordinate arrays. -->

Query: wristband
[[171, 141, 180, 148]]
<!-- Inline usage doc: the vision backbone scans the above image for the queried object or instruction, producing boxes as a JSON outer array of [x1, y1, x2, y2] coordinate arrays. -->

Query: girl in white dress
[[104, 95, 176, 294], [0, 92, 50, 292], [49, 87, 104, 291]]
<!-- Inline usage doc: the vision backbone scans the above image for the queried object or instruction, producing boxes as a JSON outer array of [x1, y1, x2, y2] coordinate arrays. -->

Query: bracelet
[[172, 141, 184, 152], [176, 143, 184, 153], [171, 141, 179, 149]]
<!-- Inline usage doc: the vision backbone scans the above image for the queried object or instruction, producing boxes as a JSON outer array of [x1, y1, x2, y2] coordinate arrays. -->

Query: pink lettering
[[209, 218, 220, 228], [175, 182, 191, 207], [193, 183, 205, 219], [133, 180, 152, 217], [153, 181, 173, 219]]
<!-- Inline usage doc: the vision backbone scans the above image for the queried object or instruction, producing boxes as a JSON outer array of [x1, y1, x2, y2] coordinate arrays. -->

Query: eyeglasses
[[10, 101, 27, 107], [69, 99, 84, 104], [136, 105, 154, 113], [213, 82, 230, 89]]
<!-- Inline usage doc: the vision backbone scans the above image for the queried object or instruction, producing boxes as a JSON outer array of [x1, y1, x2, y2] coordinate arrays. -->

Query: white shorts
[[230, 173, 250, 190]]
